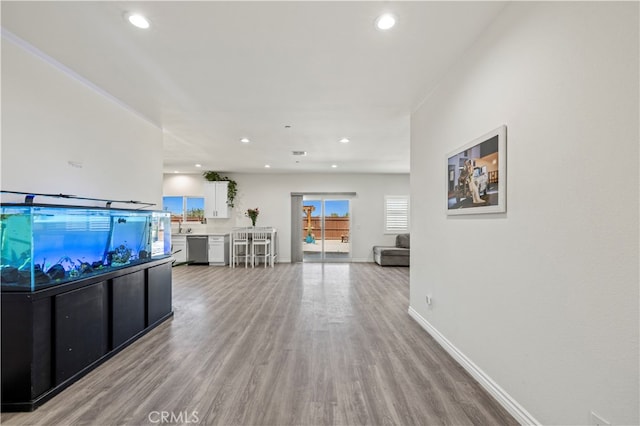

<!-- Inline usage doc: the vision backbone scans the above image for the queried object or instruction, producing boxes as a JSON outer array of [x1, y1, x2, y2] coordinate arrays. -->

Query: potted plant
[[305, 227, 315, 243], [246, 207, 259, 226]]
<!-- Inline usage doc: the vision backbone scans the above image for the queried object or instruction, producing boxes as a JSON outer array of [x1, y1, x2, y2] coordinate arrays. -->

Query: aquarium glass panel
[[1, 206, 34, 290], [32, 207, 111, 286], [108, 212, 150, 265], [151, 212, 171, 258], [1, 205, 171, 292]]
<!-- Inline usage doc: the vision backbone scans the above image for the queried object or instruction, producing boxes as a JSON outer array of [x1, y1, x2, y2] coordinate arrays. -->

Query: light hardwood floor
[[2, 263, 516, 425]]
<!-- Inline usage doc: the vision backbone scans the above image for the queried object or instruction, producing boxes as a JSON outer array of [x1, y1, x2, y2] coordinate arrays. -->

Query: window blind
[[384, 196, 410, 233]]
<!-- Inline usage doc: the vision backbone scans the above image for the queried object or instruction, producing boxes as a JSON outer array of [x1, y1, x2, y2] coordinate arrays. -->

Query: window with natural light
[[384, 195, 410, 233], [163, 196, 205, 222]]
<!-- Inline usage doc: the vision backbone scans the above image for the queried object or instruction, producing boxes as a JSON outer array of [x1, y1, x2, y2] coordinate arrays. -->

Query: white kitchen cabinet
[[208, 235, 230, 265], [172, 235, 187, 264], [203, 181, 230, 218]]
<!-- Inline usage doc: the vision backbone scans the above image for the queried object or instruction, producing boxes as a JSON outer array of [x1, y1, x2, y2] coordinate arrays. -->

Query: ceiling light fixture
[[173, 170, 179, 174], [375, 13, 396, 30], [331, 164, 338, 168], [195, 164, 202, 168], [265, 164, 271, 168], [339, 138, 350, 144], [240, 138, 250, 143], [127, 13, 151, 29]]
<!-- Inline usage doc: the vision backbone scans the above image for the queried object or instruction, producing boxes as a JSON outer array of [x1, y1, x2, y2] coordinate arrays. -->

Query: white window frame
[[163, 196, 205, 222], [384, 195, 410, 234]]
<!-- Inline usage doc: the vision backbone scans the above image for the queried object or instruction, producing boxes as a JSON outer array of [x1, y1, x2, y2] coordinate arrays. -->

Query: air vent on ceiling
[[292, 151, 307, 156]]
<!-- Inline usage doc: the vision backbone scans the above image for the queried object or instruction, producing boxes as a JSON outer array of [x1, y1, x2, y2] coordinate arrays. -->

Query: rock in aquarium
[[33, 265, 50, 284], [78, 261, 93, 275], [1, 266, 19, 283], [47, 264, 66, 280]]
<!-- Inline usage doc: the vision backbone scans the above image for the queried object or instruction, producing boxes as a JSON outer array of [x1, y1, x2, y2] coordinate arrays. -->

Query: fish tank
[[0, 204, 171, 292]]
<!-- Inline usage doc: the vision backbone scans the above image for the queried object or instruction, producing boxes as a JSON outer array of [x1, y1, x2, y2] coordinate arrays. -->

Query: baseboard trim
[[408, 306, 540, 426]]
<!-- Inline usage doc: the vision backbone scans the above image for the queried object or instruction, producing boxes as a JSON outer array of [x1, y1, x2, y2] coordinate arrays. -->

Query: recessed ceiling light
[[195, 164, 202, 168], [331, 164, 338, 168], [240, 138, 250, 143], [375, 13, 396, 30], [339, 138, 350, 144], [127, 13, 150, 29], [173, 170, 179, 174], [265, 164, 271, 168]]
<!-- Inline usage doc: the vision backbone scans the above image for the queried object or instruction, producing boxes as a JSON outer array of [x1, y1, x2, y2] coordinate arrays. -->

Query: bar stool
[[232, 228, 250, 268], [251, 230, 271, 268]]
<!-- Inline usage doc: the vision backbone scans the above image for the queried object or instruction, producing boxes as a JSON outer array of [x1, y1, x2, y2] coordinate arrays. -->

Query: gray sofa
[[373, 234, 410, 266]]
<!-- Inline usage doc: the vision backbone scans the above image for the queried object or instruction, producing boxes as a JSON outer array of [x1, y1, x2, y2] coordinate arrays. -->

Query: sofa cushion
[[396, 233, 410, 249], [373, 234, 410, 267], [373, 247, 409, 257], [376, 255, 409, 266], [373, 246, 410, 266]]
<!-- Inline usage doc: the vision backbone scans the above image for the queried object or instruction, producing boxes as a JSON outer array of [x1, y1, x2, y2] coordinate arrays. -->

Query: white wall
[[1, 37, 163, 207], [410, 2, 638, 425], [163, 173, 409, 262]]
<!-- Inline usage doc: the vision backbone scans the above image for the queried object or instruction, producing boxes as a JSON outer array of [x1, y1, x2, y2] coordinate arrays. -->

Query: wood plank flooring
[[2, 263, 516, 425]]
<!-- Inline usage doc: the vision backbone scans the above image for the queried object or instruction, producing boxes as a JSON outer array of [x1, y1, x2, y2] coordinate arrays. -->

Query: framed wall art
[[446, 125, 506, 215]]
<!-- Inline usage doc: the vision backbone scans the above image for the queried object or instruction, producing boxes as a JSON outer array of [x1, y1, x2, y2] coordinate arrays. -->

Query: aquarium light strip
[[1, 190, 156, 209]]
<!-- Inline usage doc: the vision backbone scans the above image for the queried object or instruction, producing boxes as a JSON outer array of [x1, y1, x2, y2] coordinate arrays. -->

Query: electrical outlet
[[590, 411, 610, 426], [426, 295, 432, 305]]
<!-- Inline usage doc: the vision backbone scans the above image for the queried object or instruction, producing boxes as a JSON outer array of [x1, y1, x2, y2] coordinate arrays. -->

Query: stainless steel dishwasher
[[187, 235, 208, 264]]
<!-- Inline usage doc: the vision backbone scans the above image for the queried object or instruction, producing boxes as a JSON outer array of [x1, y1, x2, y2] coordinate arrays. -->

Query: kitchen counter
[[171, 233, 230, 266]]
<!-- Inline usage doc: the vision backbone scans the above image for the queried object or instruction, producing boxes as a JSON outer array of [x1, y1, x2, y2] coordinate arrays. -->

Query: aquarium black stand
[[1, 257, 173, 412]]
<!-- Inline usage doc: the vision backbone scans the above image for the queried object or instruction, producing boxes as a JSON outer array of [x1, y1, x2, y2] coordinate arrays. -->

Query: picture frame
[[446, 125, 506, 215]]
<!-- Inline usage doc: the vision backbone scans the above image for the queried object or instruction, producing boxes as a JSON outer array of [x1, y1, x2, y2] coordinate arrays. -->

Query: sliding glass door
[[302, 197, 351, 262]]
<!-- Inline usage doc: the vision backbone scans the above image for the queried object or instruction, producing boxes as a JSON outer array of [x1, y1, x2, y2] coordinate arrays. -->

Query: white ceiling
[[2, 1, 507, 174]]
